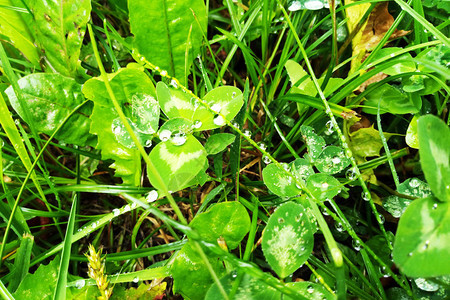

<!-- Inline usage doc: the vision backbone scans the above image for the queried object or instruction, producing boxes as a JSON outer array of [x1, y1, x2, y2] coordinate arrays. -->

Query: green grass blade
[[0, 280, 15, 300], [7, 233, 34, 293]]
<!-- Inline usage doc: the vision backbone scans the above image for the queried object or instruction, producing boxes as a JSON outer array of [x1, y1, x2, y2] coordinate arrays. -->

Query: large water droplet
[[409, 178, 420, 188], [146, 190, 158, 203], [112, 208, 120, 216], [243, 130, 251, 137], [132, 276, 139, 283], [263, 155, 271, 164], [75, 279, 85, 289], [331, 156, 341, 164], [213, 115, 225, 126], [159, 129, 172, 142], [278, 217, 285, 224], [192, 120, 202, 129], [171, 132, 187, 146], [259, 142, 267, 150], [210, 103, 222, 113], [361, 191, 370, 201], [346, 168, 357, 180], [288, 0, 302, 11], [325, 120, 334, 135], [335, 222, 344, 232], [307, 285, 315, 293], [352, 239, 361, 251], [160, 70, 168, 77], [144, 139, 152, 148]]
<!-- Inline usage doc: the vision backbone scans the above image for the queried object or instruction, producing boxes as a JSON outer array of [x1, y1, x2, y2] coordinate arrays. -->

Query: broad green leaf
[[110, 282, 166, 300], [285, 282, 335, 300], [129, 0, 207, 84], [263, 163, 302, 197], [406, 116, 419, 149], [369, 48, 416, 75], [205, 273, 280, 300], [13, 255, 60, 299], [290, 158, 315, 182], [148, 135, 207, 193], [172, 202, 250, 299], [383, 178, 431, 218], [204, 133, 235, 155], [418, 115, 450, 202], [83, 68, 157, 185], [363, 84, 418, 115], [262, 202, 314, 278], [349, 125, 392, 159], [28, 0, 91, 77], [157, 82, 243, 131], [306, 173, 341, 201], [300, 126, 326, 161], [393, 197, 450, 277], [314, 146, 351, 174], [5, 73, 95, 146], [285, 60, 310, 89], [0, 0, 39, 66]]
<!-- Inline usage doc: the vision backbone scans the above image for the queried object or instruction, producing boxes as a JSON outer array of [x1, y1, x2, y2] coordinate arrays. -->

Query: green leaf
[[290, 158, 315, 182], [0, 0, 39, 66], [300, 126, 326, 161], [262, 202, 314, 278], [393, 197, 450, 277], [13, 255, 60, 299], [83, 68, 157, 185], [148, 135, 206, 193], [172, 202, 250, 299], [110, 282, 166, 300], [306, 173, 341, 201], [205, 133, 235, 155], [418, 115, 450, 202], [314, 146, 350, 175], [370, 48, 416, 75], [5, 73, 95, 146], [263, 163, 302, 197], [205, 273, 280, 300], [285, 282, 335, 300], [129, 0, 207, 84], [157, 82, 243, 130], [363, 84, 418, 115], [406, 116, 419, 149], [28, 0, 91, 77], [383, 178, 431, 218], [349, 125, 392, 159]]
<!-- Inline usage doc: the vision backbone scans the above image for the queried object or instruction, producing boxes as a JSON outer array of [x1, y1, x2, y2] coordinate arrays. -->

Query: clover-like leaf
[[315, 146, 350, 174], [263, 163, 302, 197], [204, 133, 235, 155], [262, 202, 314, 278], [306, 173, 341, 201]]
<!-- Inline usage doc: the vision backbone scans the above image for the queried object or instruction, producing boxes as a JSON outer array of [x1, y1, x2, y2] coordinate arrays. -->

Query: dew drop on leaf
[[325, 120, 334, 135], [259, 142, 267, 150], [409, 178, 420, 188], [132, 276, 139, 283], [352, 239, 361, 251], [263, 155, 271, 164], [278, 217, 285, 224], [144, 139, 152, 148], [160, 70, 168, 77], [210, 103, 221, 113], [146, 190, 158, 203], [307, 285, 315, 293], [335, 222, 344, 232], [213, 115, 225, 126], [345, 167, 357, 181], [112, 208, 120, 216], [192, 120, 202, 129], [288, 0, 302, 11], [361, 191, 370, 201], [170, 79, 179, 88], [171, 132, 187, 146], [75, 279, 85, 289], [243, 130, 251, 137], [159, 129, 172, 141]]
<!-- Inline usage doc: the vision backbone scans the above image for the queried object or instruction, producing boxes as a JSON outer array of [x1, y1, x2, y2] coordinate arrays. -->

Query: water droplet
[[171, 132, 187, 146], [325, 120, 334, 135], [132, 276, 139, 283], [170, 79, 179, 88], [307, 285, 315, 293], [361, 191, 370, 201], [345, 149, 353, 158], [159, 129, 172, 142], [331, 156, 341, 164], [352, 239, 361, 251], [295, 214, 302, 222], [112, 208, 120, 216], [243, 130, 251, 137], [213, 115, 225, 126], [378, 214, 385, 224], [232, 122, 240, 129], [321, 182, 329, 190], [346, 168, 357, 180], [288, 0, 302, 11], [75, 279, 85, 289], [231, 271, 238, 278], [139, 56, 145, 61], [259, 143, 267, 151], [379, 265, 390, 278], [390, 53, 395, 58], [423, 240, 429, 250], [131, 202, 137, 209], [263, 155, 271, 164], [408, 252, 413, 257], [232, 92, 237, 97], [335, 222, 344, 232], [322, 207, 329, 216], [305, 0, 323, 9], [432, 203, 438, 209], [144, 139, 152, 147], [210, 103, 221, 113], [154, 66, 160, 72], [278, 217, 285, 224], [160, 70, 168, 77], [123, 205, 131, 213], [146, 190, 158, 203], [192, 120, 202, 129], [409, 178, 420, 188]]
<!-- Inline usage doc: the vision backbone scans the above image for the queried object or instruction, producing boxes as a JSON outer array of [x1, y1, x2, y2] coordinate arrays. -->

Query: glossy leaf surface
[[263, 163, 302, 197], [5, 73, 94, 146], [129, 0, 207, 84], [28, 0, 91, 77], [204, 133, 235, 155], [262, 202, 313, 278], [306, 173, 341, 201], [418, 115, 450, 202], [393, 197, 450, 277]]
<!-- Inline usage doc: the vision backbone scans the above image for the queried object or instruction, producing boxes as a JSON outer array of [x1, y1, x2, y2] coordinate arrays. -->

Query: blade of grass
[[7, 233, 33, 293]]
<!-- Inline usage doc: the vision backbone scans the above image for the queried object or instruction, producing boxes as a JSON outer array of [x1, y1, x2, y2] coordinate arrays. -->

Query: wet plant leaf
[[262, 202, 313, 278], [287, 0, 331, 11], [300, 125, 326, 162], [285, 281, 335, 300], [363, 84, 418, 115], [28, 0, 91, 77], [172, 202, 250, 299], [315, 146, 351, 174], [204, 133, 235, 155], [290, 158, 315, 182], [157, 83, 243, 130], [406, 116, 419, 149], [83, 68, 157, 185], [263, 163, 302, 197], [383, 178, 432, 218], [129, 0, 207, 84], [349, 125, 392, 159], [393, 197, 450, 277], [418, 115, 450, 202], [148, 135, 206, 193], [5, 73, 95, 146], [306, 173, 341, 201], [369, 48, 416, 75]]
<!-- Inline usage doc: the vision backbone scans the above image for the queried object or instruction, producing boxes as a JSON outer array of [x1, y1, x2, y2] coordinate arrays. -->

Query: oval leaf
[[262, 202, 314, 278], [315, 146, 350, 174], [393, 197, 450, 277], [285, 282, 335, 300], [204, 133, 235, 155], [418, 115, 450, 202], [307, 173, 341, 201], [6, 73, 94, 146], [148, 134, 207, 193], [263, 163, 302, 197]]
